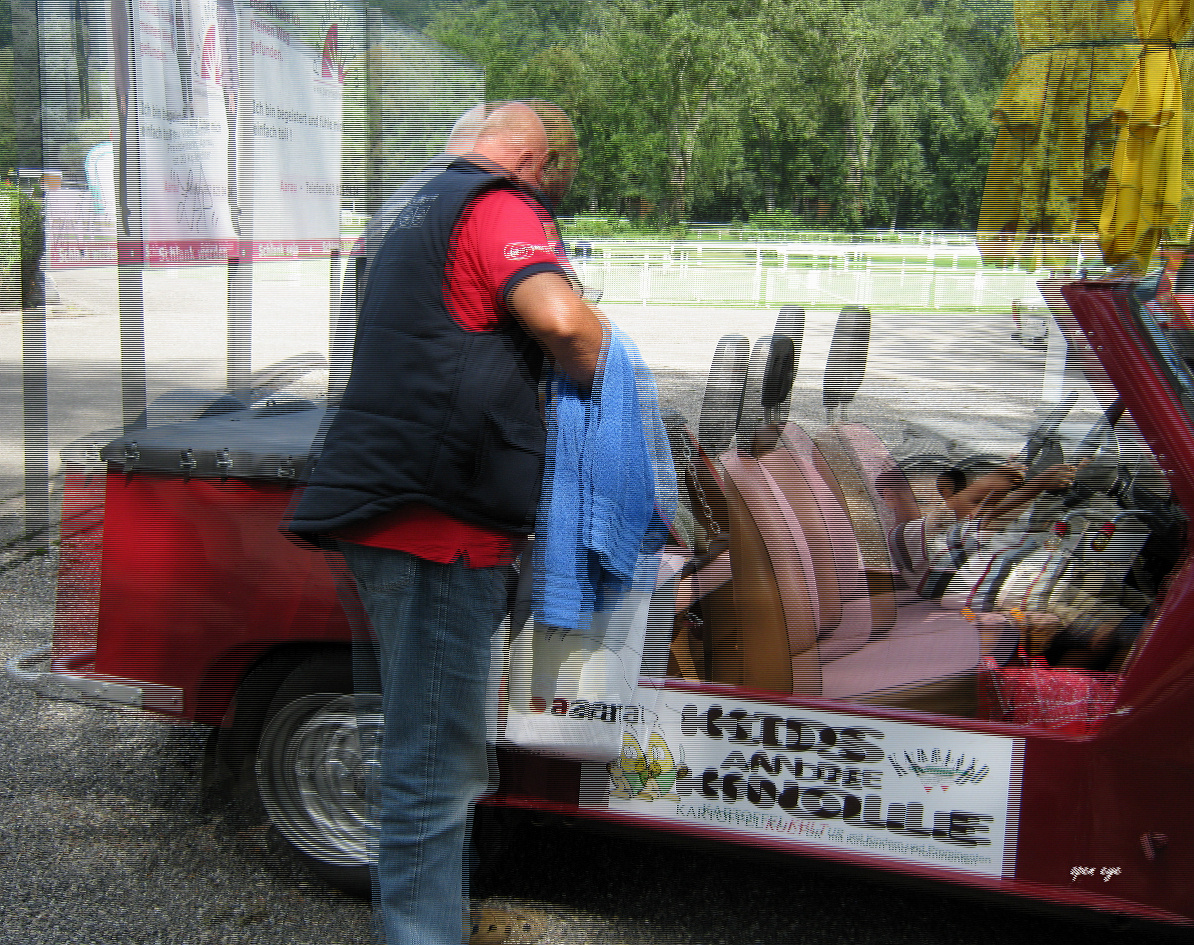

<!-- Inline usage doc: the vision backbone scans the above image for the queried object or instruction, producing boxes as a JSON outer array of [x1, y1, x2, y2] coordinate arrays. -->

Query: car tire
[[256, 652, 379, 896]]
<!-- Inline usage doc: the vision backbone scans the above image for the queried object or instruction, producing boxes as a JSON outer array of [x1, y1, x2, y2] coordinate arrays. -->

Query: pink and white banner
[[125, 0, 239, 258], [246, 8, 344, 250], [90, 0, 345, 268]]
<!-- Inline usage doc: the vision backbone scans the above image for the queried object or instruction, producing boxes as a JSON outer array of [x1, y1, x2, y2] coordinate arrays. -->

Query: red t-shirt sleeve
[[444, 188, 572, 331]]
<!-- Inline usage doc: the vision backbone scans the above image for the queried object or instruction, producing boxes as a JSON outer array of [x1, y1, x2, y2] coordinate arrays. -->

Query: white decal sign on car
[[588, 688, 1023, 879]]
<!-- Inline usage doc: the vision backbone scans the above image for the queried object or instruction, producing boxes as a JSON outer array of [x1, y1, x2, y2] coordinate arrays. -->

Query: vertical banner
[[124, 0, 238, 263], [246, 3, 343, 258]]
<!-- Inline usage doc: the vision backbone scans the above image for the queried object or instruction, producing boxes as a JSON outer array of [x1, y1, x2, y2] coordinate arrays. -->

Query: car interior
[[656, 304, 1187, 725]]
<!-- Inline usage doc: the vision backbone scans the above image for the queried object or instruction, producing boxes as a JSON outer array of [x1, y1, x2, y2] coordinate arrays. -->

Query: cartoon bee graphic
[[609, 731, 689, 800]]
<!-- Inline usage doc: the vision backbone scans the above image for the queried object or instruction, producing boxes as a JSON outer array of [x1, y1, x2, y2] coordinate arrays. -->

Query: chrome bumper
[[5, 644, 183, 712]]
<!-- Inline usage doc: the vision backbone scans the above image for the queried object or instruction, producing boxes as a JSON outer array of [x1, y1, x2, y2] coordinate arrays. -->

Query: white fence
[[762, 267, 1046, 310], [587, 263, 764, 305], [335, 222, 1054, 310], [336, 222, 1052, 309], [574, 259, 1045, 310]]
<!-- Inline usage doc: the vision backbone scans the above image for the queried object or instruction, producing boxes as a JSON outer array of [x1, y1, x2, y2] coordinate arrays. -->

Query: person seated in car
[[880, 460, 1081, 588], [934, 466, 968, 503]]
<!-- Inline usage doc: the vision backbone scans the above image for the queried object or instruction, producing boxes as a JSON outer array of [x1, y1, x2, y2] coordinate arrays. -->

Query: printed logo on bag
[[888, 749, 989, 792], [504, 241, 552, 261], [1091, 523, 1116, 553], [528, 697, 642, 725]]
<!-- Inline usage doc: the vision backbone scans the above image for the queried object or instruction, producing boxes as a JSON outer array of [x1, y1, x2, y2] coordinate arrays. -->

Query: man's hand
[[509, 271, 605, 387]]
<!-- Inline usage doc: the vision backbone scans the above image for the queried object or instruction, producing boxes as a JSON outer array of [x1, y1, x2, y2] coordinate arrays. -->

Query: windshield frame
[[1061, 276, 1194, 533], [1127, 288, 1194, 425]]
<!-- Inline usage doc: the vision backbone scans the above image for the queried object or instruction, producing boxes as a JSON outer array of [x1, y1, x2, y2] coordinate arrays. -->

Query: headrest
[[698, 334, 750, 455], [823, 306, 871, 412], [761, 335, 796, 411]]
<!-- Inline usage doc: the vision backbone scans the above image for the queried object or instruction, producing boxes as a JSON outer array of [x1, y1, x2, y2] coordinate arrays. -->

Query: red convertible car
[[8, 271, 1194, 930]]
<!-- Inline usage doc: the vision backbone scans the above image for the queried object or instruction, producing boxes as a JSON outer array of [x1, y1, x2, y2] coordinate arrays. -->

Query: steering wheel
[[1017, 391, 1079, 468], [1061, 412, 1132, 503]]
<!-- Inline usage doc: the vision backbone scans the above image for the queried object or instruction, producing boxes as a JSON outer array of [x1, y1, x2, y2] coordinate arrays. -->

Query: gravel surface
[[2, 533, 1191, 945]]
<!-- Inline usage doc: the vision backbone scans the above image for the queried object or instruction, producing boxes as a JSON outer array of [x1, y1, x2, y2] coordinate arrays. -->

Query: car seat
[[720, 449, 998, 713], [664, 333, 751, 678]]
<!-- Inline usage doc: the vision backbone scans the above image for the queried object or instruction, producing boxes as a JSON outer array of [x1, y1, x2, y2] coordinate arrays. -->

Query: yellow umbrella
[[980, 0, 1136, 269], [1098, 0, 1194, 270], [1172, 43, 1194, 239], [1063, 1, 1137, 232], [978, 0, 1052, 266]]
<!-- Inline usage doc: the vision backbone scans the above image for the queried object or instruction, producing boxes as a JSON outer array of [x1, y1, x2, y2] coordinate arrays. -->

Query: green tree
[[595, 0, 762, 220], [422, 0, 1014, 227], [760, 0, 1011, 226], [0, 46, 14, 176]]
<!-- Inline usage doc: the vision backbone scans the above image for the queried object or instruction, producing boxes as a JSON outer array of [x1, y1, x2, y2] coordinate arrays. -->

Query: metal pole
[[112, 0, 147, 433], [327, 247, 351, 399], [21, 279, 49, 548], [329, 249, 342, 328], [225, 0, 252, 402], [117, 265, 148, 431], [12, 0, 50, 549], [227, 258, 252, 401]]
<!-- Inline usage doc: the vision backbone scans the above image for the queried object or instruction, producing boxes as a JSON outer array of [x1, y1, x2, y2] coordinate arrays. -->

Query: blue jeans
[[339, 542, 507, 945]]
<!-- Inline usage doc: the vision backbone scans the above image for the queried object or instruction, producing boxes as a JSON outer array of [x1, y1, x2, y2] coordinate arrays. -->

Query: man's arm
[[509, 271, 605, 387]]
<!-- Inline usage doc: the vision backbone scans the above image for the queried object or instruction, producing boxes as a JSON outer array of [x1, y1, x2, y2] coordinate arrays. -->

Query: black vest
[[288, 160, 548, 538]]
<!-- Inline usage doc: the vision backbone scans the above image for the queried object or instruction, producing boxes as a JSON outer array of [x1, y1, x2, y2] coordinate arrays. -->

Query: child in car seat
[[879, 461, 1025, 590], [881, 461, 1082, 591]]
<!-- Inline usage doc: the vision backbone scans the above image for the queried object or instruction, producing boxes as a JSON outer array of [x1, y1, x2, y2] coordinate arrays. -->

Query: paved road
[[6, 265, 1179, 943]]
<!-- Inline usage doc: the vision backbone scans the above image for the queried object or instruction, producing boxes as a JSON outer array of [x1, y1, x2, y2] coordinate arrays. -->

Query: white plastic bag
[[504, 553, 666, 762]]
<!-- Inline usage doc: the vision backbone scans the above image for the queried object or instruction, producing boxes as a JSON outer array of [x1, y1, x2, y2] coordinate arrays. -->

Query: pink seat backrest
[[808, 425, 900, 630], [769, 424, 874, 660], [828, 423, 917, 533], [721, 450, 823, 695]]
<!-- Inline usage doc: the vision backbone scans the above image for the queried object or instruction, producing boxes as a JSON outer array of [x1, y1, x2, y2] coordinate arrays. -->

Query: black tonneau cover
[[100, 402, 326, 482]]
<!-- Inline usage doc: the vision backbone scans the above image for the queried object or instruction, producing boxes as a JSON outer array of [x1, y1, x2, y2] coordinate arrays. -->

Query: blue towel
[[532, 325, 678, 630]]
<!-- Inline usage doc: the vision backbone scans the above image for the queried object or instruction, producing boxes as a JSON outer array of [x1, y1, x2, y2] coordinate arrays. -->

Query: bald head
[[525, 101, 578, 207], [444, 103, 489, 155], [472, 103, 551, 190], [475, 103, 548, 152]]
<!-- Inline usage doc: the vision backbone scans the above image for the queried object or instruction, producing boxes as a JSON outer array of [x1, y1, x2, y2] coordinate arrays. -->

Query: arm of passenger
[[946, 462, 1026, 518], [978, 462, 1084, 521], [509, 271, 606, 388]]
